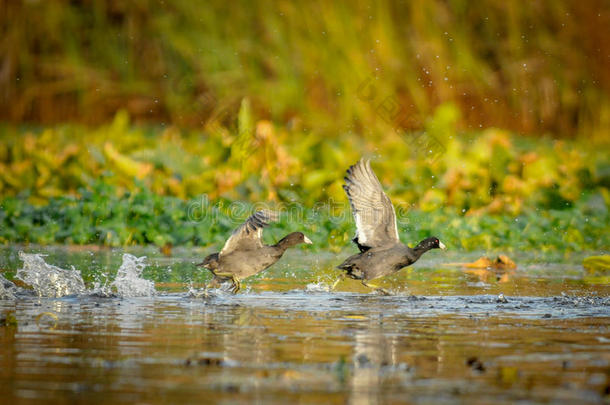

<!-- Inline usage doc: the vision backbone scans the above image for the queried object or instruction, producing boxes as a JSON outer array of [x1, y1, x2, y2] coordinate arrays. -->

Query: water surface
[[1, 245, 609, 404]]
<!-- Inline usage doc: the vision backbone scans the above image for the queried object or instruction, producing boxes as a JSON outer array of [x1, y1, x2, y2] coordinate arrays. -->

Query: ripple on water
[[0, 245, 609, 405]]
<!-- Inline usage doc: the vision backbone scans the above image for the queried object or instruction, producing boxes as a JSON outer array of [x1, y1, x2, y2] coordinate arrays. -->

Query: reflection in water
[[0, 293, 609, 404], [351, 319, 387, 405]]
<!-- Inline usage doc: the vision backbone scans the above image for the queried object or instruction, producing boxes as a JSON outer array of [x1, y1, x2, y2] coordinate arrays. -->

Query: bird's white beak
[[303, 235, 313, 245], [439, 241, 446, 250]]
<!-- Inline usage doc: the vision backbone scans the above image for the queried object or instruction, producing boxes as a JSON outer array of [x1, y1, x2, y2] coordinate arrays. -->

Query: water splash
[[16, 252, 86, 298], [0, 274, 18, 300], [187, 285, 211, 299], [305, 281, 332, 292], [187, 280, 236, 299], [14, 252, 155, 299], [110, 254, 155, 297]]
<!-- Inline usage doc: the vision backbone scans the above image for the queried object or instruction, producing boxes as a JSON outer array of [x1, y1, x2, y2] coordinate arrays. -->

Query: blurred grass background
[[2, 0, 609, 137], [0, 0, 608, 249]]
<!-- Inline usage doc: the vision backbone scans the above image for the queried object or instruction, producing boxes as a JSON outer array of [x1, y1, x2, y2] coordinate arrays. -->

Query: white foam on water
[[109, 254, 156, 298], [16, 252, 86, 298]]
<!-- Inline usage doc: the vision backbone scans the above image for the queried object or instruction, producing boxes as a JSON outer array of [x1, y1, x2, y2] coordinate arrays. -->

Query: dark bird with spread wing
[[334, 159, 446, 294], [198, 210, 312, 293]]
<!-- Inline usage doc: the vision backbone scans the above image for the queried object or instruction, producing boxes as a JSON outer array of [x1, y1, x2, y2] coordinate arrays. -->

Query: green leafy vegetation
[[1, 107, 608, 252], [0, 176, 608, 252], [1, 2, 608, 252]]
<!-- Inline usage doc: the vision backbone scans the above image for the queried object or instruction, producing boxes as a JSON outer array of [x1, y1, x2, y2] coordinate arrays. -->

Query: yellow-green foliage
[[0, 105, 608, 214], [583, 256, 610, 274]]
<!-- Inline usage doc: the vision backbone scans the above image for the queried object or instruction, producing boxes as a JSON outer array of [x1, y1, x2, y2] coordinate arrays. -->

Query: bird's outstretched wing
[[343, 159, 399, 251], [219, 210, 279, 256]]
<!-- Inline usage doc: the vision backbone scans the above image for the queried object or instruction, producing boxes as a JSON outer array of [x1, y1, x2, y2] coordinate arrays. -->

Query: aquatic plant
[[0, 178, 608, 252], [0, 112, 608, 211]]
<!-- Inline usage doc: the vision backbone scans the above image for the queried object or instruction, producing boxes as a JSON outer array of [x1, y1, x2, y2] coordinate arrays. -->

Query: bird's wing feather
[[343, 159, 399, 251], [219, 210, 279, 256]]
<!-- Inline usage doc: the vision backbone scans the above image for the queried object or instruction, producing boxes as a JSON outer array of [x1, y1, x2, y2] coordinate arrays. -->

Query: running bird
[[198, 210, 312, 293], [334, 159, 446, 294]]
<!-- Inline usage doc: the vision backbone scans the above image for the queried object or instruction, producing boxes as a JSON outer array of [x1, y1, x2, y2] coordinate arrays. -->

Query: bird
[[198, 210, 312, 293], [334, 158, 446, 294]]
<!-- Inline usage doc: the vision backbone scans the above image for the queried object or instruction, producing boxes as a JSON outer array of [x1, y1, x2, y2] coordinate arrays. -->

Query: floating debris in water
[[445, 254, 517, 270], [466, 356, 486, 373], [16, 252, 86, 298], [110, 254, 155, 297], [0, 311, 18, 327], [185, 353, 234, 367]]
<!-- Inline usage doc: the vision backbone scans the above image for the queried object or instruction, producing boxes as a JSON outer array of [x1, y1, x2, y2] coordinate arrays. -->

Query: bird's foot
[[331, 274, 346, 290], [230, 276, 242, 294], [362, 281, 393, 296]]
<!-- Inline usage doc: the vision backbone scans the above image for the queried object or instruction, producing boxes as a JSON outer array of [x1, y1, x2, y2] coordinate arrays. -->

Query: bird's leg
[[362, 280, 392, 296], [230, 276, 242, 294], [331, 273, 346, 290], [210, 272, 235, 292]]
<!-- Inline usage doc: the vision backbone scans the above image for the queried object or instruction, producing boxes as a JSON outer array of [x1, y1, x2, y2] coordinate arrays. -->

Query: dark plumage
[[198, 210, 312, 293], [335, 159, 446, 294]]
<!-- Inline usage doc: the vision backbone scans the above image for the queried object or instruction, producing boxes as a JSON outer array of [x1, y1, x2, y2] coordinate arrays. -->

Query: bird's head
[[279, 232, 313, 248], [198, 253, 220, 270], [417, 237, 446, 251]]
